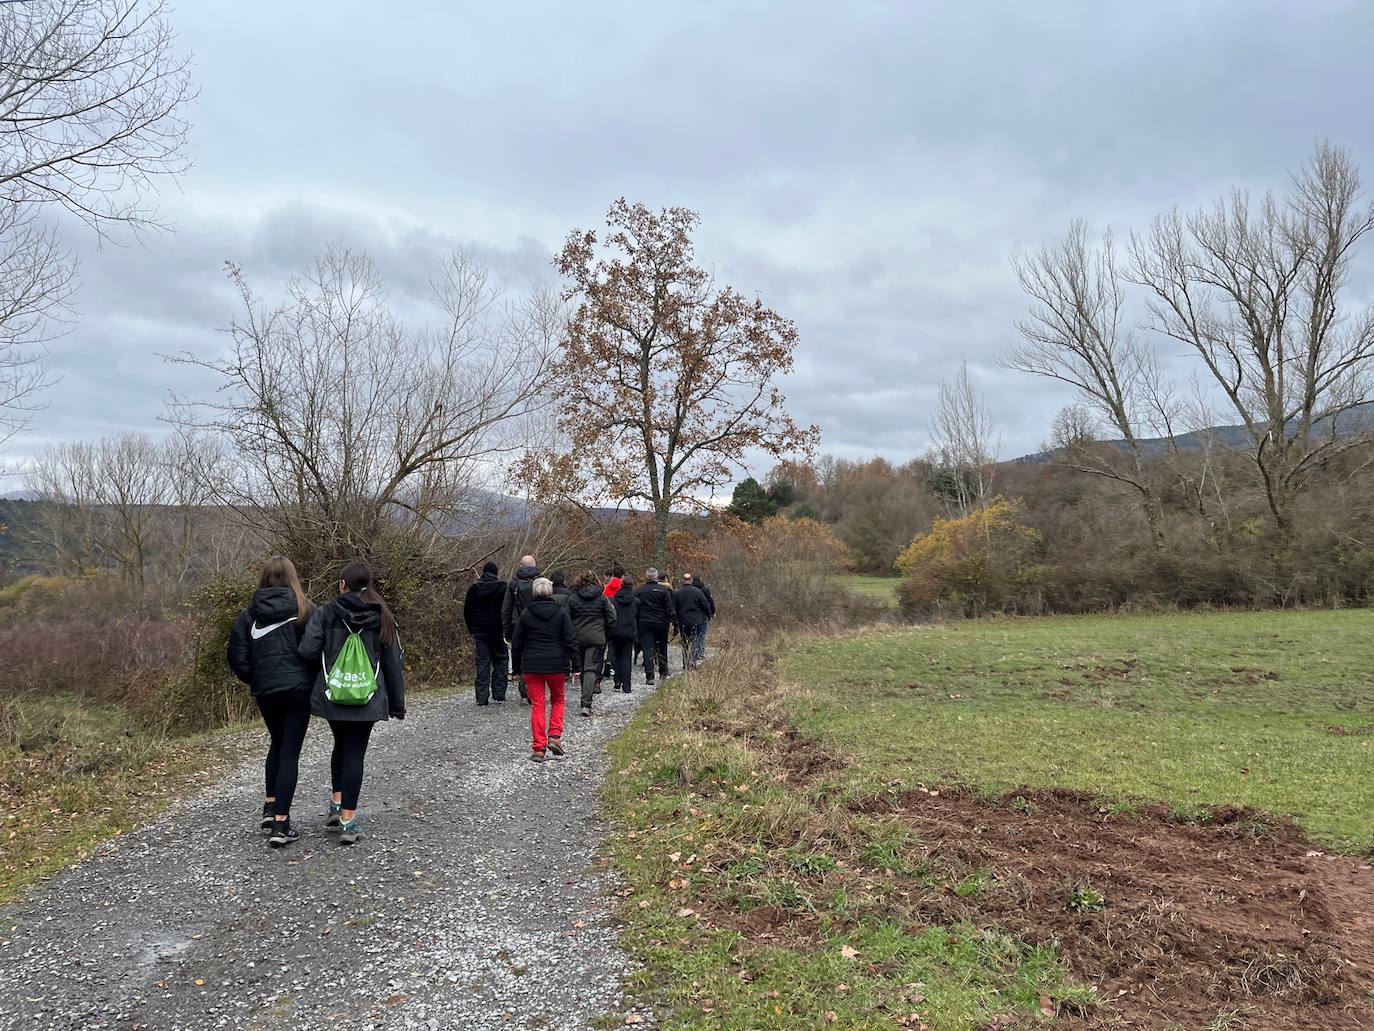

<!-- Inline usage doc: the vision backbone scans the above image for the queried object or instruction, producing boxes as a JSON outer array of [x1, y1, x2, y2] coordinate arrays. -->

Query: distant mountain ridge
[[1015, 401, 1374, 463]]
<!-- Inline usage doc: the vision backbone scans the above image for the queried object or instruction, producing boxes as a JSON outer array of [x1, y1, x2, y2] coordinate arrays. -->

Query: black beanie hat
[[482, 560, 499, 575]]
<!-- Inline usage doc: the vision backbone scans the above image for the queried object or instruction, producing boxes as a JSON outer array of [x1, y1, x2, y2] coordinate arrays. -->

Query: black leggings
[[256, 690, 311, 816], [329, 720, 375, 811]]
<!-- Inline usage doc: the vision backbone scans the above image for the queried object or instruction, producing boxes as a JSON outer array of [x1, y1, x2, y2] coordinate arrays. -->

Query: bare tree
[[928, 361, 1000, 513], [1131, 143, 1374, 543], [1008, 222, 1171, 549], [0, 0, 193, 444], [167, 245, 559, 583], [28, 431, 170, 583]]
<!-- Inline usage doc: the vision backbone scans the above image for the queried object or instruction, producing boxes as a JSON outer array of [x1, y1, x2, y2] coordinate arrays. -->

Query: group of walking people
[[463, 555, 715, 761], [227, 551, 714, 848]]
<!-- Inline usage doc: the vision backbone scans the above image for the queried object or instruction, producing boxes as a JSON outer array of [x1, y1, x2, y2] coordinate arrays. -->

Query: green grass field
[[781, 610, 1374, 852], [836, 574, 901, 606], [603, 609, 1374, 1029]]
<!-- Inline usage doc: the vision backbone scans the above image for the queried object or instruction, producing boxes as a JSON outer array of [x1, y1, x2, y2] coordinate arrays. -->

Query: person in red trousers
[[510, 576, 578, 762]]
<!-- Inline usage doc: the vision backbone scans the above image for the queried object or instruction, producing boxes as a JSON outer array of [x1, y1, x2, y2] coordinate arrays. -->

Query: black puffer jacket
[[299, 593, 405, 723], [636, 580, 677, 628], [463, 570, 506, 637], [501, 563, 539, 638], [675, 583, 712, 627], [567, 583, 615, 646], [610, 585, 639, 640], [226, 587, 314, 697], [511, 598, 577, 675]]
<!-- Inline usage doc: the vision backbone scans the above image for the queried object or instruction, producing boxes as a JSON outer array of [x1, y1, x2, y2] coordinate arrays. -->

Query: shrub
[[707, 516, 879, 629], [896, 498, 1045, 618]]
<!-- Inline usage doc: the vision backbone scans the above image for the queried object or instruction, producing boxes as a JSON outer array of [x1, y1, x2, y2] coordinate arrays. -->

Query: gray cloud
[[8, 0, 1374, 487]]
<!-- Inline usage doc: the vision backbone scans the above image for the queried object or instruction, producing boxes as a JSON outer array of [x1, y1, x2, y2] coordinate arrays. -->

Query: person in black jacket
[[675, 574, 712, 669], [463, 560, 507, 706], [566, 570, 615, 718], [511, 577, 577, 762], [636, 567, 677, 684], [298, 562, 405, 845], [226, 555, 316, 848], [608, 575, 639, 693], [550, 570, 571, 606], [501, 555, 539, 701], [684, 572, 716, 653]]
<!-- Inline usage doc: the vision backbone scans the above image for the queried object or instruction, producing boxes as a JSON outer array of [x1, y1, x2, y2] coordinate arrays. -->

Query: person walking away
[[226, 555, 316, 848], [299, 562, 405, 845], [567, 570, 615, 717], [609, 575, 639, 693], [463, 560, 508, 706], [683, 572, 716, 655], [511, 577, 577, 762], [602, 565, 624, 598], [600, 565, 624, 682], [675, 574, 711, 669], [550, 571, 571, 606], [636, 567, 677, 684], [502, 555, 540, 702]]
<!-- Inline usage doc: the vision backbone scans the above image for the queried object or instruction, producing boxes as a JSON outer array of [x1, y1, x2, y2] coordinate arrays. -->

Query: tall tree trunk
[[653, 502, 670, 570]]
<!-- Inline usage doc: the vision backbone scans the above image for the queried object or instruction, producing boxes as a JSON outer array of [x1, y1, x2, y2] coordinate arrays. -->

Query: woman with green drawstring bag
[[299, 562, 405, 845]]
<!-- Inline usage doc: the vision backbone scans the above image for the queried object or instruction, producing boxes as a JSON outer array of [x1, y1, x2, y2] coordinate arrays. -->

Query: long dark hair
[[258, 555, 313, 623], [339, 561, 397, 647]]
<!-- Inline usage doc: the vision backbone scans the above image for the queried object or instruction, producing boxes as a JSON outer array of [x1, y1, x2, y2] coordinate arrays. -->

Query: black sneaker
[[261, 802, 274, 831], [492, 695, 506, 704], [338, 816, 361, 845], [268, 820, 299, 848], [580, 705, 592, 718], [645, 677, 655, 686]]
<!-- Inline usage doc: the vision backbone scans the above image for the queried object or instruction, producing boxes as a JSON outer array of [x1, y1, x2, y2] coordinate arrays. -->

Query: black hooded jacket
[[636, 580, 677, 628], [501, 563, 539, 638], [510, 597, 577, 674], [226, 587, 314, 697], [675, 582, 712, 627], [610, 585, 639, 640], [299, 592, 406, 722], [567, 583, 615, 646], [463, 570, 506, 638], [696, 581, 717, 617]]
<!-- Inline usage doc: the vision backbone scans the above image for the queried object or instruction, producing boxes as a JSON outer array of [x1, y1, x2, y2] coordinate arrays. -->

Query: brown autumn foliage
[[544, 199, 818, 567]]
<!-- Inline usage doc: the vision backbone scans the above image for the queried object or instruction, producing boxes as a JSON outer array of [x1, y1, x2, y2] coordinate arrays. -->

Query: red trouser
[[524, 673, 566, 751]]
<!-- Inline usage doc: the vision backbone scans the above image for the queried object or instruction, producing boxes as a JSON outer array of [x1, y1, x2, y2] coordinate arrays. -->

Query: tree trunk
[[653, 502, 670, 570]]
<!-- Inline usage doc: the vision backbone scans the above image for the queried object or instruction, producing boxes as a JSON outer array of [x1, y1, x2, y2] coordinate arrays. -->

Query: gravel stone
[[0, 669, 663, 1030]]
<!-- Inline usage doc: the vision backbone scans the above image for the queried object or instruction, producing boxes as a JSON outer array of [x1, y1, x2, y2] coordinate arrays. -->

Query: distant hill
[[1015, 401, 1374, 463]]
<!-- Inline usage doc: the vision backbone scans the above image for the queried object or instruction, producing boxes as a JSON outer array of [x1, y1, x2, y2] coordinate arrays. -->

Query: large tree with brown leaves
[[547, 200, 817, 567]]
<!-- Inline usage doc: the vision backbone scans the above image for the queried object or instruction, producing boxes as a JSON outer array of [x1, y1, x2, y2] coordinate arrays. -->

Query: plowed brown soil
[[891, 787, 1374, 1029]]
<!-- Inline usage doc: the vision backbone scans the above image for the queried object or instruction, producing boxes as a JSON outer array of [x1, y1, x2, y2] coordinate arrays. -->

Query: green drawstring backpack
[[324, 628, 379, 705]]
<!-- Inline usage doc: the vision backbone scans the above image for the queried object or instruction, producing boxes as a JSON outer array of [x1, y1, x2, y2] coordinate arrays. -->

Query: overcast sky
[[8, 0, 1374, 488]]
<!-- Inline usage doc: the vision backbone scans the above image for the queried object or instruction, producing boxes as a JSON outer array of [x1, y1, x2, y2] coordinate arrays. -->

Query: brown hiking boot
[[529, 748, 546, 763], [547, 737, 565, 758]]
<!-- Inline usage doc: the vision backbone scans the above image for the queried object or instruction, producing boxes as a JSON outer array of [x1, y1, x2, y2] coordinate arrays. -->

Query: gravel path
[[0, 669, 661, 1030]]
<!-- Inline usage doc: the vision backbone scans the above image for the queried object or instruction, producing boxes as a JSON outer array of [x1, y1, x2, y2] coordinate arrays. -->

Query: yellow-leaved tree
[[896, 498, 1043, 617]]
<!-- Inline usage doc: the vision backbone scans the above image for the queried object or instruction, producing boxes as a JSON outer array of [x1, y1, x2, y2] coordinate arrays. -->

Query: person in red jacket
[[602, 564, 624, 597], [600, 565, 624, 684]]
